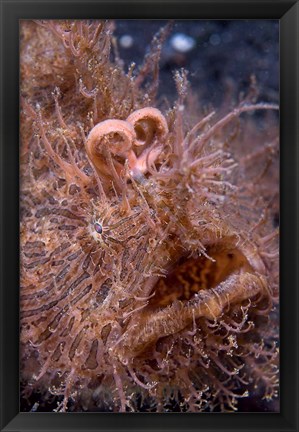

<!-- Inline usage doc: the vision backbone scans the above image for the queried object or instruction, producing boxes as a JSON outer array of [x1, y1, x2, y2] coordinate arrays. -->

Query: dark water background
[[114, 20, 279, 108]]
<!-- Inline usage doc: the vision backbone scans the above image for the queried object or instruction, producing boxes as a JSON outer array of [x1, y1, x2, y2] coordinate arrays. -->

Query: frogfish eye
[[94, 222, 103, 234]]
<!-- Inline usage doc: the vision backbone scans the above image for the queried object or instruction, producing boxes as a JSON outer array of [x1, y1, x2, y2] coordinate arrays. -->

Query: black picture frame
[[0, 1, 298, 431]]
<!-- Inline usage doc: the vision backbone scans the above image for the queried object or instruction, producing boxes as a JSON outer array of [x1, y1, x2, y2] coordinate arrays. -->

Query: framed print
[[0, 1, 298, 432]]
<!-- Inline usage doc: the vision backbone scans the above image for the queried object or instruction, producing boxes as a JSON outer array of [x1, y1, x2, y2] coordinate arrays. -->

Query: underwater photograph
[[20, 19, 279, 413]]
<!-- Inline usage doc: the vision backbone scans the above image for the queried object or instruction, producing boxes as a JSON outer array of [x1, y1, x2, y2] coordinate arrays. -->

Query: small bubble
[[170, 33, 196, 53], [119, 34, 134, 49]]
